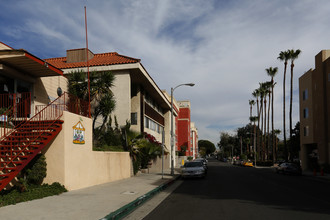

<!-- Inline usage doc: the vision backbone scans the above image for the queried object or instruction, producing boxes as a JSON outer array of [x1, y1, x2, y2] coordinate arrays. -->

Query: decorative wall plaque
[[73, 121, 85, 144]]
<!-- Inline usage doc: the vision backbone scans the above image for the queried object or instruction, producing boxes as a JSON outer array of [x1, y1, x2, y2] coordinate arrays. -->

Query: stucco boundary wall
[[147, 155, 170, 173], [42, 111, 131, 191]]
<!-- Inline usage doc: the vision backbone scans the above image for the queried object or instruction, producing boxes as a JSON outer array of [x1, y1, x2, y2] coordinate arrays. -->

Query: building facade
[[191, 122, 198, 158], [162, 90, 179, 164], [177, 100, 197, 157], [0, 42, 64, 114], [299, 50, 330, 171], [0, 41, 199, 190], [45, 48, 173, 154]]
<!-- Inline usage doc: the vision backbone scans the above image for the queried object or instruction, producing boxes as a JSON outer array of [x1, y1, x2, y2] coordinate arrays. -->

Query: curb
[[100, 175, 181, 220]]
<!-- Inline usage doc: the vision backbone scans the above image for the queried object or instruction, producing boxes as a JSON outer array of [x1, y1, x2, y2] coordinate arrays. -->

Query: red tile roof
[[45, 52, 140, 69]]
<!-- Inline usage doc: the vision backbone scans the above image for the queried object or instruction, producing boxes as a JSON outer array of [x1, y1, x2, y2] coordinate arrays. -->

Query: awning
[[0, 49, 63, 77]]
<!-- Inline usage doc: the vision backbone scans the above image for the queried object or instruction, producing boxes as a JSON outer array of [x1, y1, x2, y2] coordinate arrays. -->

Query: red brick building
[[177, 101, 192, 157]]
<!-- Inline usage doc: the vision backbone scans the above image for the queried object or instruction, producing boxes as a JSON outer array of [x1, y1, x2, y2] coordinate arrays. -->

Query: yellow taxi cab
[[243, 160, 254, 167]]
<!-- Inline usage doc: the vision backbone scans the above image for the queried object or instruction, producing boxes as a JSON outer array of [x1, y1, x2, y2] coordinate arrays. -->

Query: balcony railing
[[35, 92, 89, 118], [0, 93, 31, 138], [0, 92, 89, 140]]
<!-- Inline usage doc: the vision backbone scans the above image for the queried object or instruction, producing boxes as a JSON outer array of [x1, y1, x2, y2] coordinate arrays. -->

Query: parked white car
[[181, 161, 206, 179], [194, 158, 208, 172]]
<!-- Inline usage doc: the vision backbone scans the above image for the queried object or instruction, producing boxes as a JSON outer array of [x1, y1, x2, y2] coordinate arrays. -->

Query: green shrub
[[0, 182, 67, 207], [24, 154, 47, 185], [93, 145, 125, 152], [132, 156, 141, 175], [0, 154, 67, 207]]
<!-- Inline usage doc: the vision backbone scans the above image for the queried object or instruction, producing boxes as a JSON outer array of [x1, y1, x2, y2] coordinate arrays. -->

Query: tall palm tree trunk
[[256, 99, 260, 159], [266, 67, 278, 163], [289, 63, 293, 161], [267, 90, 271, 160], [283, 64, 288, 160], [253, 121, 257, 165], [271, 80, 275, 163], [249, 102, 253, 154], [259, 98, 263, 160], [288, 49, 301, 161], [263, 98, 267, 160]]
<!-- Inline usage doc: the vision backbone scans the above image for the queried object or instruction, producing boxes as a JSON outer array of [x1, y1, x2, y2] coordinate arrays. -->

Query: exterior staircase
[[0, 92, 89, 191], [0, 120, 63, 191]]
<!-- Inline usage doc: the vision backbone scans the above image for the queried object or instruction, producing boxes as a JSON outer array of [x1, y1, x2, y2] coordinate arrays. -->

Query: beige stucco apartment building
[[0, 42, 130, 191], [0, 42, 64, 113], [299, 50, 330, 171], [45, 48, 174, 160], [0, 42, 197, 191]]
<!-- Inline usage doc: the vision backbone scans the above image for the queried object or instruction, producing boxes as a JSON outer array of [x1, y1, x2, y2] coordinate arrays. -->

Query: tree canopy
[[218, 132, 238, 158], [198, 140, 216, 156]]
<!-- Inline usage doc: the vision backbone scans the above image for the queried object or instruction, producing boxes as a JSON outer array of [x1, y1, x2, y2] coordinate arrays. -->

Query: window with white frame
[[144, 116, 164, 134]]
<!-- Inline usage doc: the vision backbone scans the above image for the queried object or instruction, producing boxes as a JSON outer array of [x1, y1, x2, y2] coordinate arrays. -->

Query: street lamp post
[[171, 83, 195, 175]]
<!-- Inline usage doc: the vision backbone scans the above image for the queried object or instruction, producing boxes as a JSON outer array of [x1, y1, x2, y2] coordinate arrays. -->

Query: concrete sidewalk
[[0, 171, 180, 220]]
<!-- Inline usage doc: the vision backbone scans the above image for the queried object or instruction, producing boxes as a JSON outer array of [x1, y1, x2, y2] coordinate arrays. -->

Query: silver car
[[181, 161, 206, 179]]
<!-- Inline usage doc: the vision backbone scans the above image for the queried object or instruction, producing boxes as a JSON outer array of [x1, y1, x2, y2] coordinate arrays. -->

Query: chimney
[[66, 48, 94, 63]]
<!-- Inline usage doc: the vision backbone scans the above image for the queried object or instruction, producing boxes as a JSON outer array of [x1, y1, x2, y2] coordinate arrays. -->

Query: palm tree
[[288, 49, 301, 161], [90, 71, 115, 102], [264, 81, 273, 160], [249, 99, 256, 153], [266, 67, 278, 161], [93, 93, 116, 132], [249, 116, 258, 164], [278, 50, 291, 160], [252, 89, 260, 128], [249, 100, 256, 118], [263, 83, 271, 160], [258, 83, 267, 160], [252, 89, 261, 157], [68, 70, 116, 136], [68, 70, 88, 98], [274, 129, 281, 163], [259, 81, 271, 160]]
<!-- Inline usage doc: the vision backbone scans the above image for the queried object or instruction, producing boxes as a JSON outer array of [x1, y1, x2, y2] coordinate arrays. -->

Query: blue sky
[[1, 0, 330, 145]]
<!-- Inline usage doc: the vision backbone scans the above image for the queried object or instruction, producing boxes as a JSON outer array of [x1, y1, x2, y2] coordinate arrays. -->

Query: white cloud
[[1, 0, 330, 145]]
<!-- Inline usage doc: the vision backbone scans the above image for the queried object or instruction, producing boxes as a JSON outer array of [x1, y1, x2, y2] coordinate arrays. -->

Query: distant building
[[177, 100, 198, 158], [191, 122, 198, 158], [162, 90, 179, 165], [299, 50, 330, 171]]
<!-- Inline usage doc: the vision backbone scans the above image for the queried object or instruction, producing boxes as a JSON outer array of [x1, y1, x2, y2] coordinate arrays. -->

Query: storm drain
[[121, 191, 138, 195]]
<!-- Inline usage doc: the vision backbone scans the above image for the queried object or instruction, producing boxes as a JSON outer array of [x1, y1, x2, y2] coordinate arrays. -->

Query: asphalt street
[[142, 159, 330, 220]]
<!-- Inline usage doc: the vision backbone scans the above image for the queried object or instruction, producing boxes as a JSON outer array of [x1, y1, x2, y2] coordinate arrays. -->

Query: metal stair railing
[[0, 94, 66, 172], [0, 92, 89, 190], [0, 93, 31, 141]]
